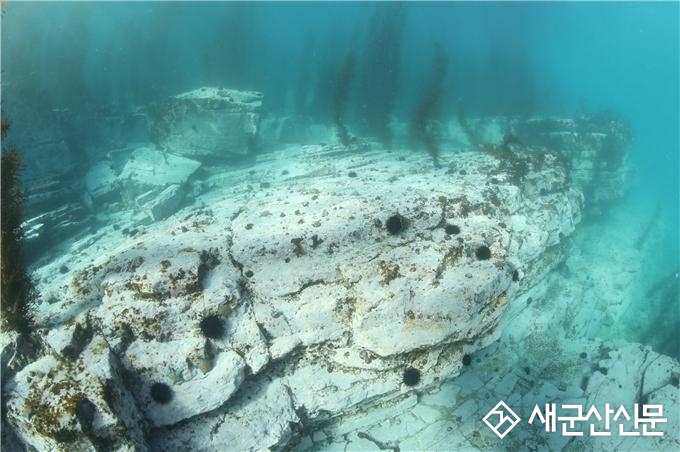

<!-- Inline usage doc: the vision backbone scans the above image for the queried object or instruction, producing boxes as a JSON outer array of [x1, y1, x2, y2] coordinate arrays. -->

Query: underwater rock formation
[[21, 86, 259, 263], [6, 142, 584, 449], [85, 161, 119, 205], [117, 147, 201, 203], [22, 202, 90, 264], [514, 115, 631, 211], [462, 115, 632, 211], [4, 336, 148, 450], [147, 87, 263, 162], [83, 146, 202, 222], [306, 338, 679, 451], [20, 172, 90, 264]]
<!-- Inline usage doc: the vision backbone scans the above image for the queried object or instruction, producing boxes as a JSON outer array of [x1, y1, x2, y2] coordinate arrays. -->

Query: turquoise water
[[3, 2, 677, 203], [1, 2, 678, 449]]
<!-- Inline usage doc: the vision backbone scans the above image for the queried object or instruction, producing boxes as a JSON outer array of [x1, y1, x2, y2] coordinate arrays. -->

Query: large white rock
[[5, 335, 147, 451], [125, 341, 246, 427], [149, 378, 299, 451], [12, 142, 583, 449]]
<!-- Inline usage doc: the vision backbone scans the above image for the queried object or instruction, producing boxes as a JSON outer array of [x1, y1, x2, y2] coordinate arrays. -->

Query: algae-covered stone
[[5, 336, 147, 451], [17, 143, 583, 450]]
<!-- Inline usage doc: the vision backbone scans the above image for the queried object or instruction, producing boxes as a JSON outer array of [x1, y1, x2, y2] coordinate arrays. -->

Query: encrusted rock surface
[[148, 87, 263, 162], [5, 336, 147, 451], [6, 142, 584, 450], [301, 227, 680, 451], [464, 115, 632, 210]]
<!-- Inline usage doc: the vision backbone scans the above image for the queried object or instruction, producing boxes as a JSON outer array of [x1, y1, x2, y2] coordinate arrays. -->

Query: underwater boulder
[[143, 183, 184, 222], [114, 146, 201, 221], [4, 336, 147, 450], [148, 87, 263, 162], [149, 379, 299, 451], [21, 144, 584, 449]]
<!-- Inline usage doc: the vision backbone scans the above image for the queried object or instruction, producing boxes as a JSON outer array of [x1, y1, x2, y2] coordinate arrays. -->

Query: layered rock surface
[[294, 193, 680, 450], [463, 115, 632, 210], [303, 338, 679, 451], [5, 142, 583, 450], [12, 86, 262, 264], [82, 146, 202, 223]]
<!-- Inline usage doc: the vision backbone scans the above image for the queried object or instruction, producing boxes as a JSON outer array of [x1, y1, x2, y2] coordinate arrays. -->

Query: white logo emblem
[[483, 400, 521, 438]]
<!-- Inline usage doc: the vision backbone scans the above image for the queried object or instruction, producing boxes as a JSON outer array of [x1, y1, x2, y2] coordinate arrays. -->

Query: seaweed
[[295, 36, 315, 117], [458, 109, 540, 186], [291, 238, 305, 257], [334, 50, 356, 147], [411, 42, 448, 167], [1, 122, 37, 337], [638, 268, 680, 359], [358, 4, 404, 148], [457, 107, 481, 151]]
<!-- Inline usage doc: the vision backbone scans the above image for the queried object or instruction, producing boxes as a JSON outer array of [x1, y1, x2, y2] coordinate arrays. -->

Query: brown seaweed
[[411, 42, 448, 167], [1, 121, 37, 336]]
